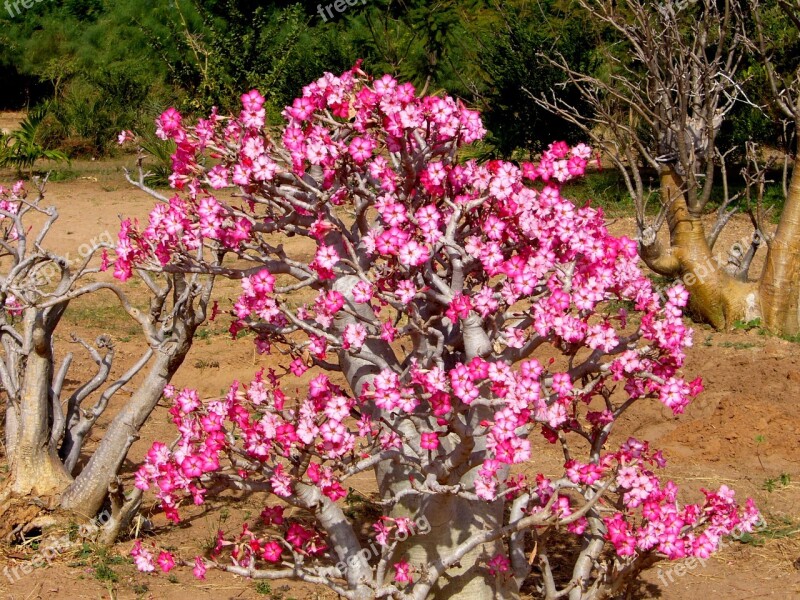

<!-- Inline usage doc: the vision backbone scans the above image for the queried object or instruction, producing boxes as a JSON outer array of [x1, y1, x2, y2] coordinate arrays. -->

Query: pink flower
[[289, 358, 309, 376], [343, 323, 367, 350], [352, 280, 374, 303], [193, 556, 207, 579], [131, 540, 155, 572], [261, 505, 285, 525], [180, 455, 204, 478], [394, 560, 412, 583], [156, 107, 182, 140], [157, 551, 175, 573], [487, 553, 510, 576], [349, 136, 376, 163], [270, 465, 293, 497], [262, 541, 283, 562], [118, 130, 134, 145], [420, 432, 439, 450], [445, 293, 472, 321], [241, 89, 265, 112], [659, 377, 690, 414]]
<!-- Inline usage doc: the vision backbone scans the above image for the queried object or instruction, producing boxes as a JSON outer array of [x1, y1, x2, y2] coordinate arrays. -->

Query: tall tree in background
[[1, 0, 601, 159], [172, 0, 355, 117], [478, 0, 597, 157], [747, 0, 800, 333], [540, 0, 800, 334], [344, 0, 478, 96]]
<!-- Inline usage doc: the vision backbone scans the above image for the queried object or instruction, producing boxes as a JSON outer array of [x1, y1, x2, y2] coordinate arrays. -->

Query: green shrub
[[0, 104, 69, 175]]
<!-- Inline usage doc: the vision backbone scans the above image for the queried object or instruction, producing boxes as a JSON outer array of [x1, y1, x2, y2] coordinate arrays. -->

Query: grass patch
[[732, 317, 762, 331], [781, 331, 800, 344], [558, 170, 786, 224], [255, 581, 274, 595], [69, 542, 128, 582], [63, 301, 140, 337], [561, 170, 653, 217], [737, 515, 800, 547], [133, 583, 149, 598], [48, 168, 81, 182], [94, 562, 118, 582], [728, 318, 800, 345], [763, 473, 792, 493], [719, 341, 759, 350], [193, 358, 220, 370]]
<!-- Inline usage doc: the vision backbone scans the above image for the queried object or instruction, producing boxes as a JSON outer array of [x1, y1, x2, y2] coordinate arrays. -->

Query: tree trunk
[[760, 154, 800, 335], [59, 334, 192, 517], [334, 275, 516, 599], [412, 495, 513, 599], [9, 311, 72, 498], [639, 169, 759, 328], [380, 457, 516, 599]]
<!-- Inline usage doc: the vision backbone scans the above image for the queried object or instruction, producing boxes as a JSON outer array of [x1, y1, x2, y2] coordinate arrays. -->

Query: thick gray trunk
[[10, 312, 72, 497], [334, 276, 516, 599], [399, 478, 515, 599], [59, 342, 188, 516], [5, 398, 19, 465], [375, 418, 516, 600]]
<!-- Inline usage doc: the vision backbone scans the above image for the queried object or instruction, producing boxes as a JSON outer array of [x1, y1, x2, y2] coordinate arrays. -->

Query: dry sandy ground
[[0, 113, 23, 135], [0, 158, 797, 600]]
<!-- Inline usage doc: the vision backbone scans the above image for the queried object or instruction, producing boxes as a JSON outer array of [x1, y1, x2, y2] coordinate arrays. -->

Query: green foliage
[[559, 170, 663, 218], [48, 168, 81, 182], [763, 473, 791, 492], [781, 331, 800, 344], [344, 0, 480, 95], [477, 0, 597, 157], [733, 318, 763, 331], [0, 104, 69, 174], [736, 515, 797, 546], [719, 341, 759, 349], [255, 581, 273, 595], [93, 562, 118, 582], [2, 0, 789, 163], [171, 1, 355, 119], [0, 1, 189, 154], [727, 317, 800, 344], [137, 127, 177, 188]]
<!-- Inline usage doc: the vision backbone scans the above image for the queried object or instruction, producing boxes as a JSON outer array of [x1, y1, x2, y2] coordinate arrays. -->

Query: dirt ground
[[0, 112, 23, 135], [0, 158, 798, 600]]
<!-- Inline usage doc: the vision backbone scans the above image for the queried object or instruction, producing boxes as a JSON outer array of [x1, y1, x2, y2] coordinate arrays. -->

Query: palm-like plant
[[0, 105, 69, 176]]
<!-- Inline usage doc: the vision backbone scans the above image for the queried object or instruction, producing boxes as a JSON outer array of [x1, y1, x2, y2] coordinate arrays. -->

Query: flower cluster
[[0, 182, 25, 316], [120, 67, 757, 596], [0, 181, 23, 240]]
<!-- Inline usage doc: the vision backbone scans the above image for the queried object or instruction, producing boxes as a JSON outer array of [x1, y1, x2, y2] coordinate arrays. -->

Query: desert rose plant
[[0, 178, 213, 542], [120, 67, 759, 599]]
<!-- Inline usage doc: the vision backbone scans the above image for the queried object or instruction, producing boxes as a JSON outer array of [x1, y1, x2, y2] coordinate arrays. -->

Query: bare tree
[[535, 0, 784, 329], [0, 172, 213, 541], [748, 0, 800, 333]]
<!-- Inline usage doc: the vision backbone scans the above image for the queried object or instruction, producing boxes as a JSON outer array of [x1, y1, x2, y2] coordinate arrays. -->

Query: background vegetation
[[0, 0, 600, 159], [0, 0, 792, 161]]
